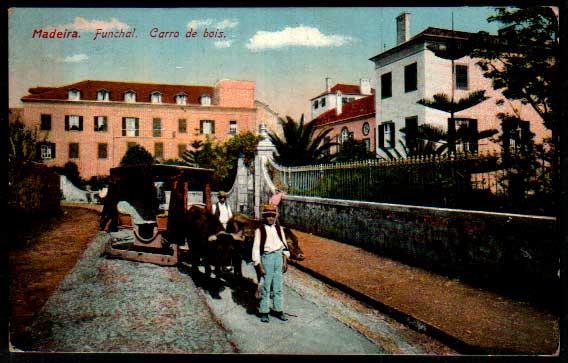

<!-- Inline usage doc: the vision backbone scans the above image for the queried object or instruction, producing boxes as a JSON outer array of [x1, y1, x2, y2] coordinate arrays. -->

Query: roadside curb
[[289, 260, 494, 355]]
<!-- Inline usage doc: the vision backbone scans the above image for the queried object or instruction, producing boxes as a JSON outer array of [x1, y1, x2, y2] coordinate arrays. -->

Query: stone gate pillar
[[254, 124, 276, 218]]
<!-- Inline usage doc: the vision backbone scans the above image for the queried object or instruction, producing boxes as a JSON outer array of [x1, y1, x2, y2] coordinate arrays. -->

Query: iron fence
[[266, 151, 555, 215]]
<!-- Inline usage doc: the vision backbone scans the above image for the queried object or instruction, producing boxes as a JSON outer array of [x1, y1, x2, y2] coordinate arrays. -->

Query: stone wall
[[279, 195, 558, 292]]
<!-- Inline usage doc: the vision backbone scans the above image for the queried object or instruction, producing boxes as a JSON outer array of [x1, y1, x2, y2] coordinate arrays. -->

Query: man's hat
[[218, 191, 228, 198], [262, 204, 278, 215]]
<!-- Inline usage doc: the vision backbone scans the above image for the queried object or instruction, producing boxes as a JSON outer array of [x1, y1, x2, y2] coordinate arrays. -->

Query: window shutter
[[200, 120, 204, 134], [52, 143, 56, 158], [520, 121, 531, 145], [103, 116, 108, 131], [390, 124, 396, 148], [35, 144, 42, 160], [211, 121, 215, 134], [135, 118, 139, 137], [379, 124, 385, 148], [447, 118, 456, 153], [469, 119, 479, 153], [65, 116, 69, 131], [122, 118, 126, 136], [79, 116, 83, 130], [502, 119, 511, 151]]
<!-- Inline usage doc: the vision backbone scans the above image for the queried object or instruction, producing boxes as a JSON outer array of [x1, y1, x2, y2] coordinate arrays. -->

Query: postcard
[[7, 5, 560, 356]]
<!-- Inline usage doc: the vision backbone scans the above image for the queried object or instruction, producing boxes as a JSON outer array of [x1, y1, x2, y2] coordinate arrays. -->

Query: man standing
[[252, 204, 290, 323], [212, 191, 232, 230]]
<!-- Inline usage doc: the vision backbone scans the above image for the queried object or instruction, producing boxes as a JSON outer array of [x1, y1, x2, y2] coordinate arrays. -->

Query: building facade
[[310, 78, 373, 121], [311, 93, 375, 154], [370, 13, 549, 158], [21, 79, 257, 178]]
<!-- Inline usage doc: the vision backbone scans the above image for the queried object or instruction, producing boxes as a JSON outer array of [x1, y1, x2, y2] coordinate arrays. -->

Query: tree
[[268, 115, 336, 166], [333, 138, 376, 163], [9, 120, 41, 165], [52, 161, 84, 189], [469, 7, 559, 213], [119, 144, 155, 166], [470, 7, 559, 141], [416, 91, 497, 155]]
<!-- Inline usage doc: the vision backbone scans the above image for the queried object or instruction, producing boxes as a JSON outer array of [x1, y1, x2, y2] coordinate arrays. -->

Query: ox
[[183, 205, 243, 280], [226, 213, 305, 280]]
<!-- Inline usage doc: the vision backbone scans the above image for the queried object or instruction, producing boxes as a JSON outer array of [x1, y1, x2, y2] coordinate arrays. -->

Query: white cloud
[[187, 19, 213, 30], [214, 40, 233, 48], [62, 54, 88, 63], [187, 18, 238, 30], [214, 19, 239, 29], [246, 25, 353, 51], [50, 16, 130, 32]]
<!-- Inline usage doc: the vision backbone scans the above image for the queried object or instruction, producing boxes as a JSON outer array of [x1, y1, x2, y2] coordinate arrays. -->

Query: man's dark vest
[[214, 203, 221, 218], [259, 222, 288, 254], [214, 202, 229, 219]]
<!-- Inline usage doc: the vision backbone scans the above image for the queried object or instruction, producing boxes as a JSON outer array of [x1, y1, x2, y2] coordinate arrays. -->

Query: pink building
[[20, 79, 257, 178], [310, 82, 376, 154]]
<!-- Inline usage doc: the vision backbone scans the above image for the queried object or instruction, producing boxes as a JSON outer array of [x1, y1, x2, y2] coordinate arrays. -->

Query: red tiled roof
[[21, 80, 215, 104], [311, 84, 375, 100], [311, 94, 375, 127], [413, 27, 473, 41]]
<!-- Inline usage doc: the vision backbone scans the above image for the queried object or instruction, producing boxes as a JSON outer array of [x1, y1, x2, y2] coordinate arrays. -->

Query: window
[[313, 101, 319, 109], [97, 90, 110, 101], [176, 94, 187, 105], [68, 89, 80, 101], [122, 117, 139, 137], [323, 136, 331, 156], [200, 120, 215, 135], [98, 143, 108, 159], [455, 65, 469, 90], [69, 143, 79, 159], [379, 121, 395, 149], [502, 118, 530, 153], [340, 127, 350, 143], [38, 143, 55, 160], [178, 143, 187, 158], [363, 138, 371, 151], [200, 95, 211, 106], [405, 62, 418, 92], [381, 72, 392, 99], [40, 114, 51, 131], [404, 116, 418, 150], [65, 115, 83, 131], [151, 92, 162, 104], [153, 118, 162, 137], [362, 122, 370, 136], [178, 119, 187, 133], [321, 98, 326, 107], [448, 118, 478, 153], [342, 97, 355, 104], [155, 142, 164, 160], [94, 116, 108, 132], [229, 121, 238, 135], [124, 91, 136, 103]]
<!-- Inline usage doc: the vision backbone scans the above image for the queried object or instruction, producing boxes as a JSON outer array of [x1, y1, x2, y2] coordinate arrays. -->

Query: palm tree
[[268, 115, 337, 166]]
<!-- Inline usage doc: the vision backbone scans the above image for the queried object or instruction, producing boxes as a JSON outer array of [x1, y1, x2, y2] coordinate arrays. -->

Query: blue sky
[[9, 7, 503, 119]]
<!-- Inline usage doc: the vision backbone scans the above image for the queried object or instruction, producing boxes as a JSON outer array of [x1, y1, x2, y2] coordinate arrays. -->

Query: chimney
[[396, 12, 411, 46], [325, 77, 332, 92], [336, 91, 342, 115], [360, 78, 371, 95]]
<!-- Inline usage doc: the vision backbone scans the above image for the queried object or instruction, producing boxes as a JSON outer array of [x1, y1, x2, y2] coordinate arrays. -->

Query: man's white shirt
[[252, 224, 290, 266], [213, 202, 232, 226]]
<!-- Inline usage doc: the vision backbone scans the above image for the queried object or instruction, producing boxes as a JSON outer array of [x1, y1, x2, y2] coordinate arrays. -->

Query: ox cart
[[103, 164, 214, 266]]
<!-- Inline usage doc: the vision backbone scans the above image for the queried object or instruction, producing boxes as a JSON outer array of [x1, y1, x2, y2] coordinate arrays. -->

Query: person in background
[[212, 191, 232, 230], [252, 204, 290, 323]]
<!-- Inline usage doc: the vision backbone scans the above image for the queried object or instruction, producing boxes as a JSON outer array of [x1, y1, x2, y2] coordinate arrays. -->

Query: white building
[[310, 78, 373, 120], [369, 13, 548, 158]]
